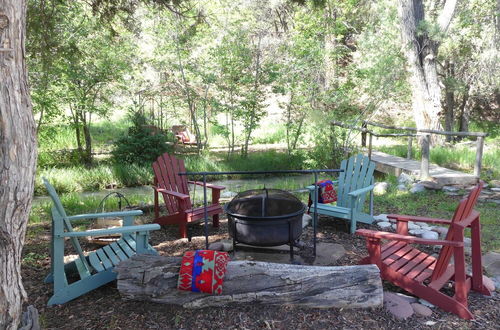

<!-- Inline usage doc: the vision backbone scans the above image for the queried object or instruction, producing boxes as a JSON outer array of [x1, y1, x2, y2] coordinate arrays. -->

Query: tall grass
[[377, 139, 500, 181], [36, 150, 311, 195]]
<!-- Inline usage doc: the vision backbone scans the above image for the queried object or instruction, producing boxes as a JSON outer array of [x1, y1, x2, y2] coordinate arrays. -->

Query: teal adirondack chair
[[307, 154, 376, 234], [43, 178, 160, 305]]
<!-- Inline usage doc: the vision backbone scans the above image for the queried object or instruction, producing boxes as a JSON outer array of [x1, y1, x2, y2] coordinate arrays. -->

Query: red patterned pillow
[[178, 250, 230, 294]]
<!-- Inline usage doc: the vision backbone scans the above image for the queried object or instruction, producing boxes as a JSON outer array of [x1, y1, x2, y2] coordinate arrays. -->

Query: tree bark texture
[[0, 1, 37, 329], [398, 0, 458, 144], [115, 255, 383, 309]]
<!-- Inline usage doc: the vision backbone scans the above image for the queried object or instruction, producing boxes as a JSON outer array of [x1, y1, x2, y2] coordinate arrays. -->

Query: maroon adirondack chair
[[152, 153, 225, 238], [356, 182, 491, 319]]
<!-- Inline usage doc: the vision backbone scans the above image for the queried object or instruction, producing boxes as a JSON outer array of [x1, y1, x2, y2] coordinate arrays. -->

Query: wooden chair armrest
[[66, 210, 143, 221], [348, 185, 375, 197], [387, 214, 452, 225], [154, 187, 190, 200], [188, 181, 226, 190], [355, 229, 463, 247], [59, 224, 161, 238]]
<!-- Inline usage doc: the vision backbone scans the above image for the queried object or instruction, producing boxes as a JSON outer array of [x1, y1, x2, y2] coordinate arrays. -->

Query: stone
[[397, 184, 408, 192], [482, 252, 500, 278], [482, 275, 496, 292], [408, 222, 421, 230], [409, 229, 425, 237], [232, 250, 304, 264], [383, 292, 414, 320], [221, 191, 237, 198], [391, 224, 397, 230], [424, 321, 437, 326], [410, 183, 426, 194], [374, 182, 389, 195], [302, 213, 312, 228], [395, 293, 418, 303], [463, 237, 472, 247], [373, 214, 389, 222], [208, 242, 224, 251], [491, 188, 500, 192], [420, 180, 443, 190], [312, 243, 346, 266], [421, 231, 439, 240], [418, 299, 435, 308], [432, 226, 448, 236], [398, 173, 414, 185], [377, 221, 392, 229], [442, 185, 460, 192], [411, 303, 433, 317]]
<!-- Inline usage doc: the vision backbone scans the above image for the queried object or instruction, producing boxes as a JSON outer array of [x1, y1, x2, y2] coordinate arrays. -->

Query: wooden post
[[474, 136, 484, 178], [368, 133, 373, 159], [361, 122, 367, 147], [407, 136, 413, 159], [420, 134, 430, 179]]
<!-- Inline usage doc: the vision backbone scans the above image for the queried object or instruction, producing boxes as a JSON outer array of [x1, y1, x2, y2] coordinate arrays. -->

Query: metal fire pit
[[225, 188, 305, 260]]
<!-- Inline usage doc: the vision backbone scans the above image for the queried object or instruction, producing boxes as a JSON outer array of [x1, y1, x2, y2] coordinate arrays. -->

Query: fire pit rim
[[224, 188, 306, 221]]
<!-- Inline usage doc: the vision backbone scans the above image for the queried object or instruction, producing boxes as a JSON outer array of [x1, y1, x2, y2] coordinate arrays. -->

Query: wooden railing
[[331, 120, 488, 179]]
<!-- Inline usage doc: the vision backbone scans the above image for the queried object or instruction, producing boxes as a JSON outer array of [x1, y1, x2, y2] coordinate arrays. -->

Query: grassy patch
[[374, 181, 499, 252], [377, 138, 500, 181]]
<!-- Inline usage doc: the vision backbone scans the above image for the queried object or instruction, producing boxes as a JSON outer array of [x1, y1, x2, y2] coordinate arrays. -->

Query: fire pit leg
[[288, 219, 294, 262], [233, 219, 238, 258]]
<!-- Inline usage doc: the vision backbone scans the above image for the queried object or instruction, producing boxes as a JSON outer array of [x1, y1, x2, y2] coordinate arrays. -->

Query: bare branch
[[437, 0, 458, 34]]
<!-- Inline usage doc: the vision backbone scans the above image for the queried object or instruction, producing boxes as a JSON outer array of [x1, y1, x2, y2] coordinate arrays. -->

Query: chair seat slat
[[96, 249, 113, 270], [88, 252, 105, 273], [109, 242, 128, 261], [103, 245, 121, 266]]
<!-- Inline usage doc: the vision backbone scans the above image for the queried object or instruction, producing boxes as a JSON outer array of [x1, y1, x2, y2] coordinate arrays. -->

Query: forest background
[[27, 0, 499, 194]]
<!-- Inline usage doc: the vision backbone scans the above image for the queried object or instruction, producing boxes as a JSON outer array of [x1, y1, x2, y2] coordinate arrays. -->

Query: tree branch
[[437, 0, 458, 34]]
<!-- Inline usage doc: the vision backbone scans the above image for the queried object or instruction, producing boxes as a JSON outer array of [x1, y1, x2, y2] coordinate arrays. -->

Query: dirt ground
[[23, 211, 499, 330]]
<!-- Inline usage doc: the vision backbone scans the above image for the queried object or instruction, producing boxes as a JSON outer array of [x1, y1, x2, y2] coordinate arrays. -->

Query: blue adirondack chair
[[307, 154, 375, 234], [43, 178, 160, 305]]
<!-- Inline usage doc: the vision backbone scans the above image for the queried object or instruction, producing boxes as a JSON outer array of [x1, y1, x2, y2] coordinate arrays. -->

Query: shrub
[[112, 113, 174, 164]]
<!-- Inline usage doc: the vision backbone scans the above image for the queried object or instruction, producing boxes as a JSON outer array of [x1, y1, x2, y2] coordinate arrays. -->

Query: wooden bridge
[[331, 120, 486, 186], [370, 151, 478, 185]]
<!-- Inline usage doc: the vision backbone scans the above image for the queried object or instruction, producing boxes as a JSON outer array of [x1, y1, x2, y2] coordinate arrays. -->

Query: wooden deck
[[370, 151, 478, 185]]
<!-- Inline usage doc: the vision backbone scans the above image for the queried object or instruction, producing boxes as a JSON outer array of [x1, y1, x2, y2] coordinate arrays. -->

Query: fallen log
[[115, 255, 383, 309]]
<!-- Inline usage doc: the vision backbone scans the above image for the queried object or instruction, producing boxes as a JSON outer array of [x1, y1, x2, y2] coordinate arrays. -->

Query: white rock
[[410, 183, 426, 194], [377, 222, 392, 229], [442, 186, 459, 192], [397, 184, 408, 191], [408, 222, 421, 230], [409, 229, 425, 237], [432, 226, 448, 235], [419, 299, 435, 308], [424, 321, 437, 326], [302, 214, 312, 228], [374, 182, 389, 195], [491, 187, 500, 192], [421, 231, 439, 240], [463, 237, 472, 247], [398, 173, 414, 185], [373, 214, 389, 222]]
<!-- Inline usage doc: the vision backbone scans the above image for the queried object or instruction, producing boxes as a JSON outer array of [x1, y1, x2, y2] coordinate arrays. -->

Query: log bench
[[115, 255, 383, 309]]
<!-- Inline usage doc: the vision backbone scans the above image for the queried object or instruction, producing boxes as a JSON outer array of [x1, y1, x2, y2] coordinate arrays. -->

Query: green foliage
[[111, 113, 174, 164]]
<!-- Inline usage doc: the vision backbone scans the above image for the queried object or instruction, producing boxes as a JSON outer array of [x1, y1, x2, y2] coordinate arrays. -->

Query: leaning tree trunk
[[116, 255, 383, 309], [0, 1, 38, 329], [398, 0, 458, 145]]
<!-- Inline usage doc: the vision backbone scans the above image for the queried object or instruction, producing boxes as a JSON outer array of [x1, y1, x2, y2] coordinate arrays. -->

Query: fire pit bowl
[[225, 188, 305, 246]]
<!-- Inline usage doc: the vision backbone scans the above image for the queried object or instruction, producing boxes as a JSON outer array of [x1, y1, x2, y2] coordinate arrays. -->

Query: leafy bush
[[112, 113, 174, 164]]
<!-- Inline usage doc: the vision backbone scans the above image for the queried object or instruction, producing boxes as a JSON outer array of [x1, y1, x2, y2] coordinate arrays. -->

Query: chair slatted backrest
[[43, 178, 93, 274], [431, 182, 483, 281], [336, 154, 375, 210], [152, 153, 191, 214]]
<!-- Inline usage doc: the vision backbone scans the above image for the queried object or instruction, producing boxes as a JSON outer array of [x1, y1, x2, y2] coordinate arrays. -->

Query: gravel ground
[[22, 213, 499, 329]]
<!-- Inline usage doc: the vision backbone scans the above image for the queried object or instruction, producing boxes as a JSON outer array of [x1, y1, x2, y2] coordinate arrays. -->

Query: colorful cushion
[[178, 250, 230, 294]]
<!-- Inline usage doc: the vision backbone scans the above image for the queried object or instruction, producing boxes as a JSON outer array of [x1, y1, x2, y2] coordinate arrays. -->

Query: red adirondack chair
[[152, 153, 225, 238], [356, 182, 491, 319]]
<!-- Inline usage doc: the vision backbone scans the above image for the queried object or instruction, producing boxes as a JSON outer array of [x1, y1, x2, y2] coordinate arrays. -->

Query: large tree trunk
[[115, 255, 383, 309], [0, 1, 37, 329], [398, 0, 458, 144]]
